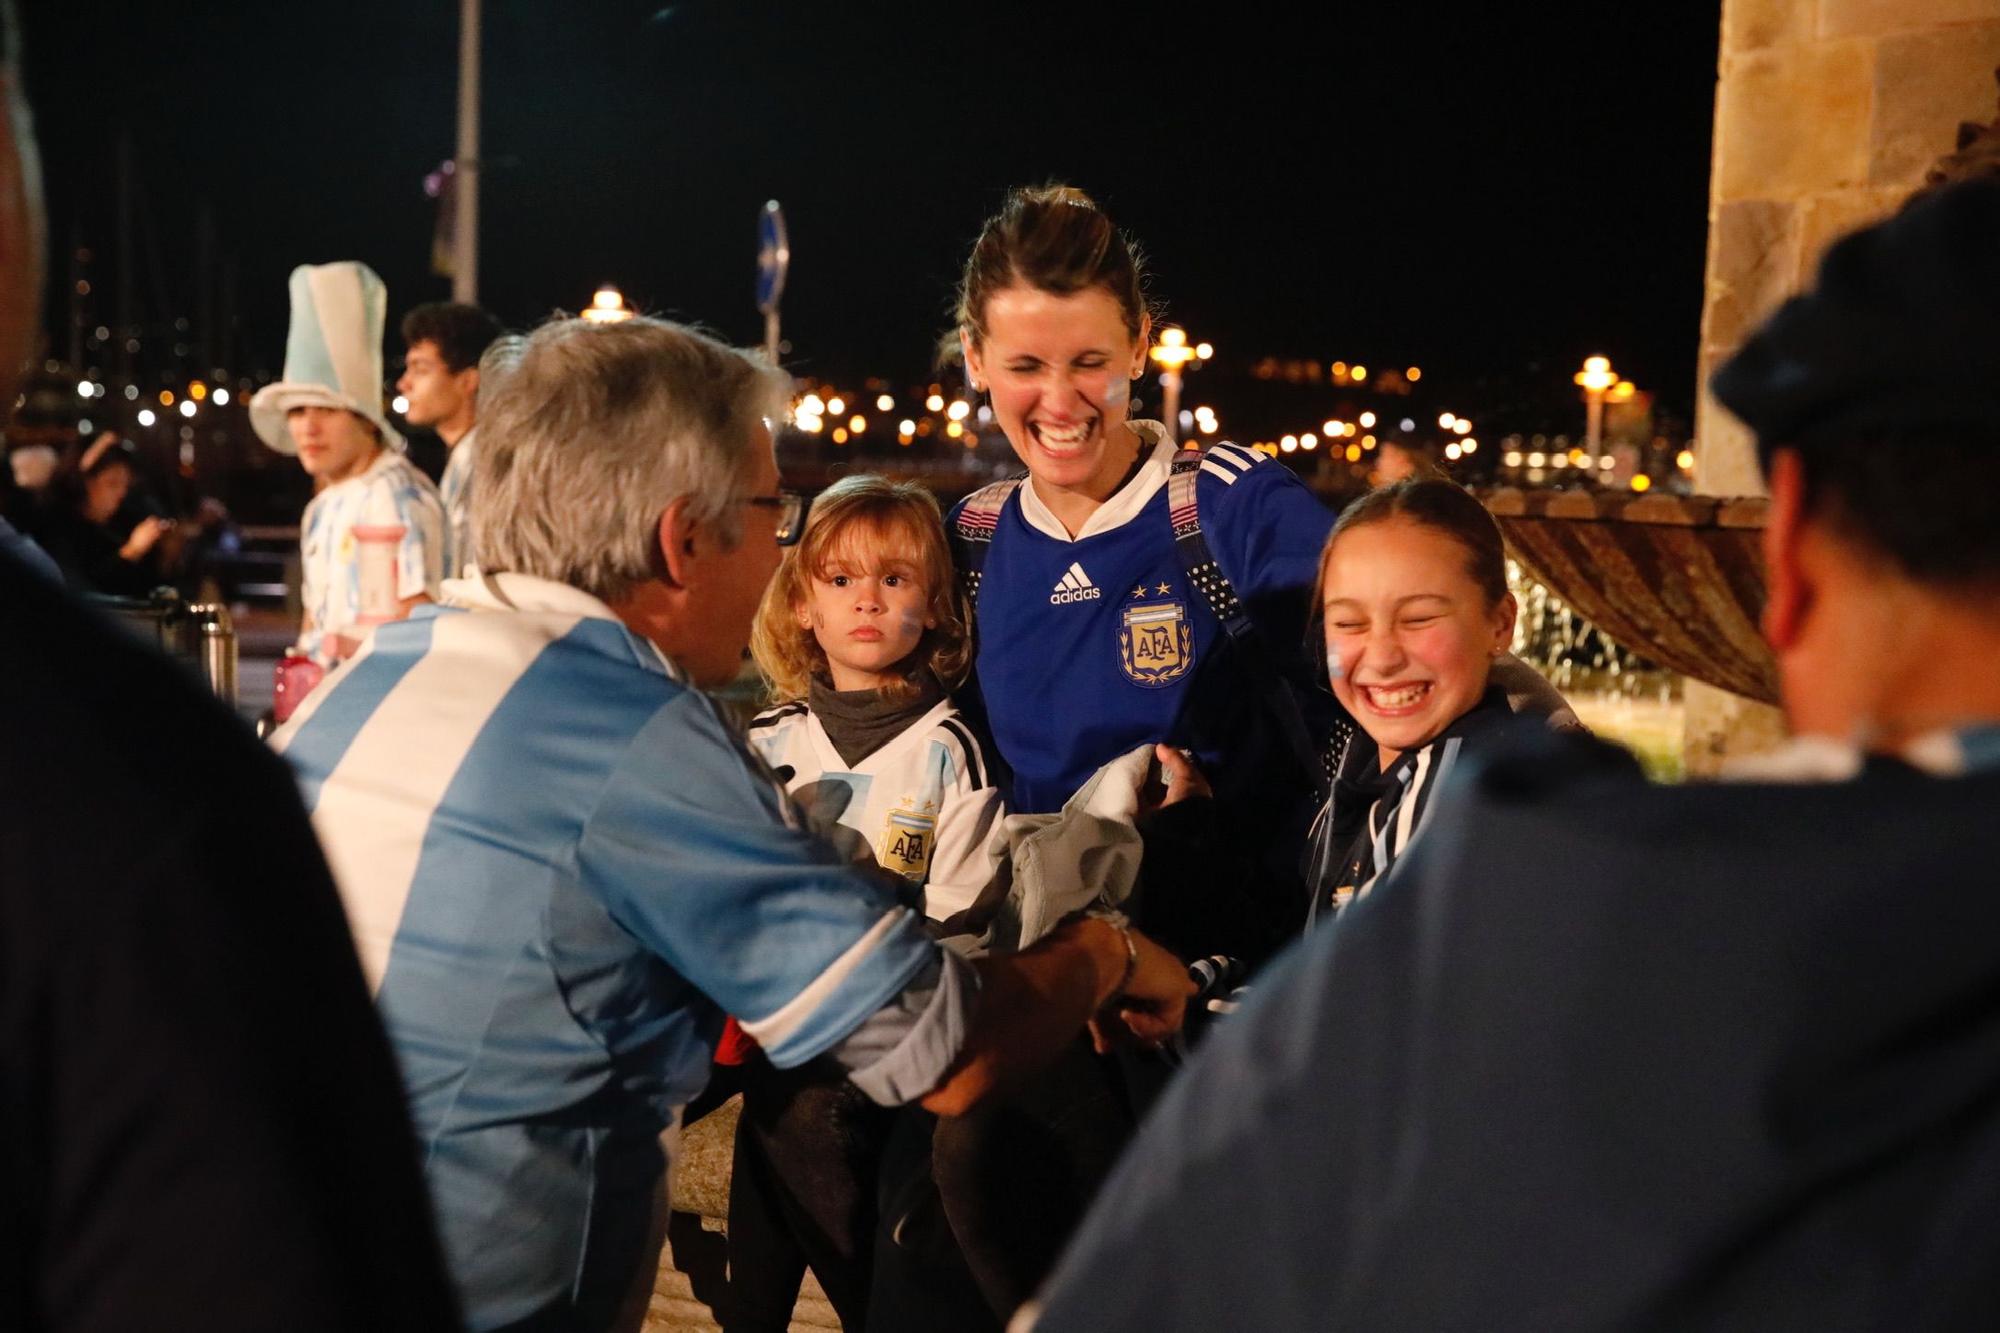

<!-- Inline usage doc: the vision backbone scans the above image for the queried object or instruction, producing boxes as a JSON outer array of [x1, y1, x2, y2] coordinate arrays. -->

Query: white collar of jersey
[[318, 446, 405, 497], [1720, 725, 1992, 783], [1016, 420, 1179, 543], [443, 570, 625, 623], [441, 571, 690, 683]]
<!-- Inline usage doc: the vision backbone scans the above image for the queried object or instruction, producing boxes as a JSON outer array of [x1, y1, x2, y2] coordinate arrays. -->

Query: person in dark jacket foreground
[[1029, 176, 2000, 1332], [0, 13, 461, 1329]]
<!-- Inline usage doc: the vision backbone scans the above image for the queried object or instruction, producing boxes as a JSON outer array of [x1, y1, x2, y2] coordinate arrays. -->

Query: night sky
[[24, 1, 1720, 415]]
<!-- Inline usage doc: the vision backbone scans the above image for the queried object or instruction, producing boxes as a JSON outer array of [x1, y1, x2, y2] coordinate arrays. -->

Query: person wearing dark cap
[[1025, 176, 2000, 1331]]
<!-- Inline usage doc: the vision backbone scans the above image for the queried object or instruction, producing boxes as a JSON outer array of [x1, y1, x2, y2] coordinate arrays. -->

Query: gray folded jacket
[[937, 743, 1155, 956]]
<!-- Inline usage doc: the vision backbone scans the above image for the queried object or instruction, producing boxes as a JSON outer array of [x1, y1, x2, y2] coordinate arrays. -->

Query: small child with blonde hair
[[748, 472, 1005, 922], [730, 474, 1007, 1329]]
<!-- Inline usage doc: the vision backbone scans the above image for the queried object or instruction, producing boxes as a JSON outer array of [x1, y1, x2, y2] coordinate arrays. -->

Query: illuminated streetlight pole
[[1573, 354, 1618, 453], [453, 0, 481, 303], [1149, 326, 1212, 442]]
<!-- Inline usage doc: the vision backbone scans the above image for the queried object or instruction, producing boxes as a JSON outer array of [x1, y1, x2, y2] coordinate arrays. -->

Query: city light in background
[[582, 285, 633, 323], [1148, 325, 1210, 443], [33, 296, 1690, 508]]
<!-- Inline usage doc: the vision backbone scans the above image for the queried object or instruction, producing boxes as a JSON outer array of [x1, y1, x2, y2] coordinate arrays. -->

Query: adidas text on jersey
[[1050, 562, 1102, 605]]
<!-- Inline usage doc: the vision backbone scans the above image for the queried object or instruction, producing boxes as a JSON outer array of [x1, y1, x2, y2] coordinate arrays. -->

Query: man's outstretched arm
[[921, 915, 1193, 1116]]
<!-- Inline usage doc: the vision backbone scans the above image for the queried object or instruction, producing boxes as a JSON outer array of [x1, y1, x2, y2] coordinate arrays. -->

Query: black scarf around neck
[[808, 667, 947, 768]]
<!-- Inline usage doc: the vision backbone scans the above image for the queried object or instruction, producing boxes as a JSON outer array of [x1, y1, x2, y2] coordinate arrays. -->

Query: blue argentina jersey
[[958, 428, 1333, 813], [274, 573, 940, 1329]]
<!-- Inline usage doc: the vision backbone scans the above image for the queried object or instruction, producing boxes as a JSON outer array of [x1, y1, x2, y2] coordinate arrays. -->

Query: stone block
[[1818, 0, 2000, 41], [1682, 678, 1789, 777], [1700, 197, 1800, 350], [1797, 186, 1908, 271], [1725, 0, 1813, 53], [1693, 373, 1768, 499], [1716, 43, 1874, 200], [1871, 22, 2000, 183]]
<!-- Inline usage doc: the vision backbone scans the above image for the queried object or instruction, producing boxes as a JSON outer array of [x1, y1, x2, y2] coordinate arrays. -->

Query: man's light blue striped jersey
[[274, 573, 941, 1329]]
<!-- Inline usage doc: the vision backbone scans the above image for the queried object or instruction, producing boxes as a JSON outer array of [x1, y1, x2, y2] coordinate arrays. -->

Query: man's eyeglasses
[[743, 489, 810, 545]]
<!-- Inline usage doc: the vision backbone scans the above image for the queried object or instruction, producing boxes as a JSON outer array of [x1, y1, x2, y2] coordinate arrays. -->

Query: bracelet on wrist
[[1088, 910, 1139, 1003]]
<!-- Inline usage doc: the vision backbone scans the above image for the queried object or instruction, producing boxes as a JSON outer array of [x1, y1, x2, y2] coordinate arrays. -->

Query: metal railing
[[83, 589, 240, 707]]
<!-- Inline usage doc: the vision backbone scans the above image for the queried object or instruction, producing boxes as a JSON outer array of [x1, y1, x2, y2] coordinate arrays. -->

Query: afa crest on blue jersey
[[1120, 597, 1192, 687]]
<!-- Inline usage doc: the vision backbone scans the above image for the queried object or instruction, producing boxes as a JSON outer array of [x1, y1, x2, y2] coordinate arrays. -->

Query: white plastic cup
[[351, 524, 406, 624]]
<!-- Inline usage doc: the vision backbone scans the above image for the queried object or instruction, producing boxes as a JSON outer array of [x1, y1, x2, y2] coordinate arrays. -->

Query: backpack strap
[[1167, 450, 1254, 640], [951, 473, 1026, 611], [1169, 446, 1348, 789]]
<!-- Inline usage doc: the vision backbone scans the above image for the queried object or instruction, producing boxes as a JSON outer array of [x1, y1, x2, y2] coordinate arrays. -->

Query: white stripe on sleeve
[[1409, 737, 1463, 846], [1394, 745, 1434, 859], [738, 908, 907, 1051]]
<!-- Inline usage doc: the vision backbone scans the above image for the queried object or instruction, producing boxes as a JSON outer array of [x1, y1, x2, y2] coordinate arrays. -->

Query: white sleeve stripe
[[738, 908, 907, 1049], [1368, 797, 1394, 876], [1200, 459, 1242, 486], [1410, 737, 1463, 846], [938, 718, 987, 790], [1394, 745, 1434, 857], [1210, 444, 1257, 471]]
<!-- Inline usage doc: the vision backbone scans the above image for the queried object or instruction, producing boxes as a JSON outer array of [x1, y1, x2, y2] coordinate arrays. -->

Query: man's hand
[[919, 918, 1194, 1117], [1089, 926, 1195, 1053]]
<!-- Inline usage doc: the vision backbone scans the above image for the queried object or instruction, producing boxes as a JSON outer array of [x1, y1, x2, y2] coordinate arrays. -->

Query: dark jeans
[[871, 1039, 1139, 1329], [727, 1052, 895, 1332]]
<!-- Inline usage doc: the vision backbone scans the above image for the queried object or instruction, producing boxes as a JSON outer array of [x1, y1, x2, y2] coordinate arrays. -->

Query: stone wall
[[1686, 0, 2000, 772]]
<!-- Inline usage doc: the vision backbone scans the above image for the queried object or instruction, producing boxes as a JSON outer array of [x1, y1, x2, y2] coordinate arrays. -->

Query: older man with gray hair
[[274, 314, 1191, 1331]]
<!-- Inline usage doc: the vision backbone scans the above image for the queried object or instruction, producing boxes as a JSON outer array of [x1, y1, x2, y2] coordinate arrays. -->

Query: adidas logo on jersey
[[1049, 562, 1102, 605]]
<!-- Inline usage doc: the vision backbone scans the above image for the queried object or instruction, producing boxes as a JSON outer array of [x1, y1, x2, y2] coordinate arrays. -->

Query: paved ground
[[644, 1095, 840, 1332]]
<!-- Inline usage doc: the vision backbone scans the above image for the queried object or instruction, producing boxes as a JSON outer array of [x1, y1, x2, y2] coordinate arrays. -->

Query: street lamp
[[1149, 326, 1211, 442], [1573, 354, 1618, 452], [583, 285, 633, 324]]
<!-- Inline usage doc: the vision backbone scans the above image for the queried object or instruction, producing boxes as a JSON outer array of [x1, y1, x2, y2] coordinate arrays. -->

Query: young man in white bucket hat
[[250, 261, 445, 666]]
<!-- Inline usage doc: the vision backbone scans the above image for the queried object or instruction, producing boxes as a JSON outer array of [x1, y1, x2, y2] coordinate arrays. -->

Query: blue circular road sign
[[756, 200, 790, 314]]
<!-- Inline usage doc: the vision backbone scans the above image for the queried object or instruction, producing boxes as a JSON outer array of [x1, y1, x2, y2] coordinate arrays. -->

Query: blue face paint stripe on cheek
[[1326, 648, 1346, 681], [1101, 375, 1129, 406]]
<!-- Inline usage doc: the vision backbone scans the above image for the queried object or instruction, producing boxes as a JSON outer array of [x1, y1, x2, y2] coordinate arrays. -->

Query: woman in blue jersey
[[949, 183, 1338, 965], [885, 184, 1337, 1328]]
